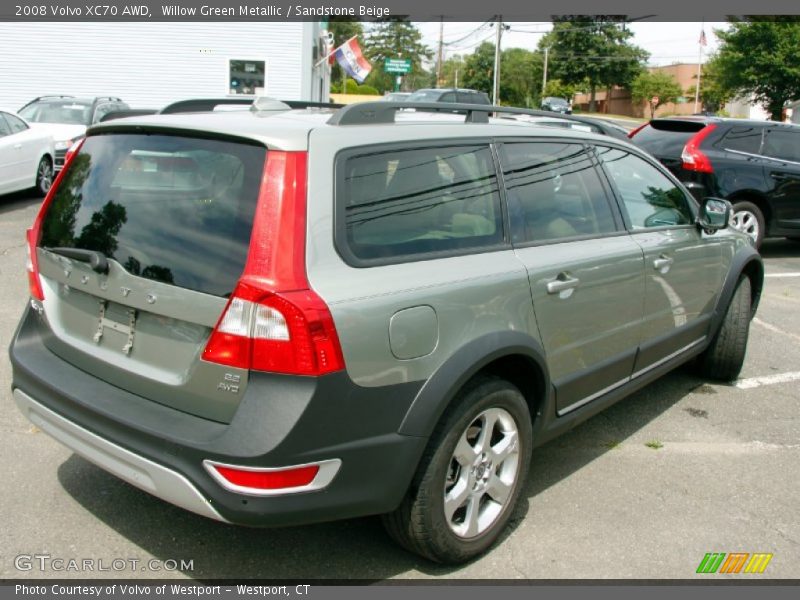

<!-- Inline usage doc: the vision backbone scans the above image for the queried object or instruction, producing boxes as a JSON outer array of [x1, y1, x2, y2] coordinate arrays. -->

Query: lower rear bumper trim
[[13, 388, 229, 523]]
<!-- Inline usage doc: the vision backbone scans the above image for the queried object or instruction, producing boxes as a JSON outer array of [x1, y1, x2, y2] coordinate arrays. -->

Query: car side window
[[596, 146, 694, 229], [719, 126, 763, 154], [762, 129, 800, 162], [439, 92, 457, 103], [340, 145, 503, 262], [0, 113, 12, 137], [499, 142, 618, 243], [3, 113, 28, 133]]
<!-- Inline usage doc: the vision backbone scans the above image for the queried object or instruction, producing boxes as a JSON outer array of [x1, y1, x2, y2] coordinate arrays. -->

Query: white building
[[0, 22, 330, 111]]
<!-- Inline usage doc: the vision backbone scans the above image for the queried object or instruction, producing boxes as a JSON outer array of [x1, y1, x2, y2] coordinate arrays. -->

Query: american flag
[[699, 29, 707, 46]]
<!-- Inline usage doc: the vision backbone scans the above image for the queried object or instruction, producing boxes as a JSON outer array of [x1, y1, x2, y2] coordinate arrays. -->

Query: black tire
[[730, 201, 765, 249], [697, 277, 752, 381], [34, 156, 53, 197], [382, 376, 532, 564]]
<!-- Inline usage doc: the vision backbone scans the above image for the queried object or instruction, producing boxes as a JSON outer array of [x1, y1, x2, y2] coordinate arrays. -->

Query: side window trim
[[592, 143, 699, 232], [333, 139, 511, 268]]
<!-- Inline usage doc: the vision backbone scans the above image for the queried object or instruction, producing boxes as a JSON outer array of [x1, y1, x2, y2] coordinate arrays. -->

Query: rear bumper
[[10, 307, 427, 527]]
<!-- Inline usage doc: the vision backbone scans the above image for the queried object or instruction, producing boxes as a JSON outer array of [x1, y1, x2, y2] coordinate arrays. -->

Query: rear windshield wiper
[[46, 247, 109, 274]]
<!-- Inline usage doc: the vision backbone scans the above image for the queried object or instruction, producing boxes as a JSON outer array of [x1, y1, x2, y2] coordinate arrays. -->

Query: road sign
[[384, 58, 412, 74]]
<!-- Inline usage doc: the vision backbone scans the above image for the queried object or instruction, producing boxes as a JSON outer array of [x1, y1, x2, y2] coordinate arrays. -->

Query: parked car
[[18, 96, 129, 171], [629, 116, 800, 247], [541, 96, 572, 114], [407, 88, 491, 105], [0, 109, 54, 197], [383, 92, 411, 102], [11, 99, 763, 564]]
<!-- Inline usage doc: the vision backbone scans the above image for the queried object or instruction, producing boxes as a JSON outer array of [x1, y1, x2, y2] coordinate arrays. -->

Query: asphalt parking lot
[[1, 191, 798, 580]]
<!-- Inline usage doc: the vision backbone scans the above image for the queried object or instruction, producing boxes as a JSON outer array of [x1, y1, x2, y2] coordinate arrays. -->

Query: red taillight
[[681, 124, 717, 173], [202, 151, 345, 376], [209, 464, 320, 491], [26, 138, 86, 301], [627, 121, 649, 139]]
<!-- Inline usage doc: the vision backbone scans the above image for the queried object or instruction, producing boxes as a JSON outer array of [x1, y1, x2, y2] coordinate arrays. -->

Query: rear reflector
[[681, 124, 717, 173], [214, 464, 319, 489], [201, 151, 345, 376], [203, 459, 341, 495]]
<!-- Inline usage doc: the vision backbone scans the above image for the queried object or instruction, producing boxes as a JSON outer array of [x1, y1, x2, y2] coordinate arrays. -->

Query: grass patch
[[603, 439, 622, 449], [645, 440, 664, 450]]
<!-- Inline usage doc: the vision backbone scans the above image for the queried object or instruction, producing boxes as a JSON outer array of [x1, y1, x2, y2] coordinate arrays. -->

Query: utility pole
[[694, 22, 705, 113], [492, 15, 503, 105], [542, 46, 549, 96], [436, 16, 444, 88]]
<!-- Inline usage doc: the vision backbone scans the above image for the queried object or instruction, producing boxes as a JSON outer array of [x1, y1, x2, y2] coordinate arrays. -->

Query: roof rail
[[326, 101, 597, 126], [18, 95, 75, 110], [327, 101, 499, 125], [94, 96, 123, 102], [326, 101, 634, 133], [159, 97, 345, 115]]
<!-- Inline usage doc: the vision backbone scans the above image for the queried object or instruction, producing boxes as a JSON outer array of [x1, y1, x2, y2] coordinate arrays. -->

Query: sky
[[414, 21, 729, 67]]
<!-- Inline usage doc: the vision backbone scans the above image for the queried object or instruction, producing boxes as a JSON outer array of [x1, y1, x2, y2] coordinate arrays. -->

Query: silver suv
[[10, 99, 763, 564]]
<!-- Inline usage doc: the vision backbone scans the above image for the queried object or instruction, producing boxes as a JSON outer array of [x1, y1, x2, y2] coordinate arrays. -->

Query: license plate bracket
[[93, 300, 137, 355]]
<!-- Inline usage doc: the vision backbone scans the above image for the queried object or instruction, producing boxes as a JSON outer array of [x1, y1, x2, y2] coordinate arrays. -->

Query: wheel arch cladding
[[712, 246, 764, 337], [728, 192, 772, 227], [398, 331, 550, 439]]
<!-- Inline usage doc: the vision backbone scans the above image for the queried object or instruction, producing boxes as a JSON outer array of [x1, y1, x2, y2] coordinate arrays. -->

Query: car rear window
[[338, 145, 504, 263], [40, 133, 266, 297], [630, 120, 708, 157]]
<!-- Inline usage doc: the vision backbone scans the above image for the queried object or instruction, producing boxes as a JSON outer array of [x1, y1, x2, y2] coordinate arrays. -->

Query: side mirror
[[697, 197, 732, 232]]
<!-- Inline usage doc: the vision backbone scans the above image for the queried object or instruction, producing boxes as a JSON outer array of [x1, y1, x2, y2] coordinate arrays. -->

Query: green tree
[[461, 42, 495, 97], [363, 20, 433, 93], [710, 18, 800, 120], [543, 79, 581, 103], [327, 18, 364, 93], [542, 17, 648, 112], [439, 54, 467, 88], [631, 71, 683, 117], [500, 48, 542, 107], [692, 59, 733, 113]]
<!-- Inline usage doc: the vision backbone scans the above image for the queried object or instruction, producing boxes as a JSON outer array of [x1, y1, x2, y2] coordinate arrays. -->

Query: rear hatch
[[629, 119, 710, 174], [34, 131, 267, 423]]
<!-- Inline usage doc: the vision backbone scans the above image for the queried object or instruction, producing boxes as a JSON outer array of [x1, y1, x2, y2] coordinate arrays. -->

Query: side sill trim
[[631, 336, 706, 380], [13, 388, 229, 523], [557, 336, 707, 417]]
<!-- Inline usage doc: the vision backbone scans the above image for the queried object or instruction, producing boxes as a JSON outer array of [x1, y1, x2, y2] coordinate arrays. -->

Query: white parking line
[[764, 272, 800, 278], [753, 317, 800, 343], [735, 371, 800, 389]]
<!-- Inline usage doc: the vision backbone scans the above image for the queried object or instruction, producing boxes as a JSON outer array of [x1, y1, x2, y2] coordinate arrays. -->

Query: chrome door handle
[[653, 256, 674, 270], [547, 275, 581, 294]]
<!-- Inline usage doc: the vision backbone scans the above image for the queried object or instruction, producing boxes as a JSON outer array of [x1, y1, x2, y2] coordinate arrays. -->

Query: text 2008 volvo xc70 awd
[[10, 99, 763, 563]]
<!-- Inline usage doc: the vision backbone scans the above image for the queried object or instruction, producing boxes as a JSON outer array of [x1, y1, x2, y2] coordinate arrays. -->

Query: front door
[[595, 145, 725, 375]]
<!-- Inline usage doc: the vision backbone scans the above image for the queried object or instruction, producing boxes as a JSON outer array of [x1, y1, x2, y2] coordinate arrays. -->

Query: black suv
[[629, 117, 800, 248], [407, 88, 491, 105]]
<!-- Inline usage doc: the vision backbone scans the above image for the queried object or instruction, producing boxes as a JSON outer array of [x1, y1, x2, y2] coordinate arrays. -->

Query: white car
[[0, 110, 55, 197]]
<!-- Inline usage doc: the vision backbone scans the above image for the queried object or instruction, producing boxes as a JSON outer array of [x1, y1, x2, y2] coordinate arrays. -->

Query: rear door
[[498, 140, 645, 415], [595, 145, 726, 374], [35, 131, 267, 422], [761, 127, 800, 233]]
